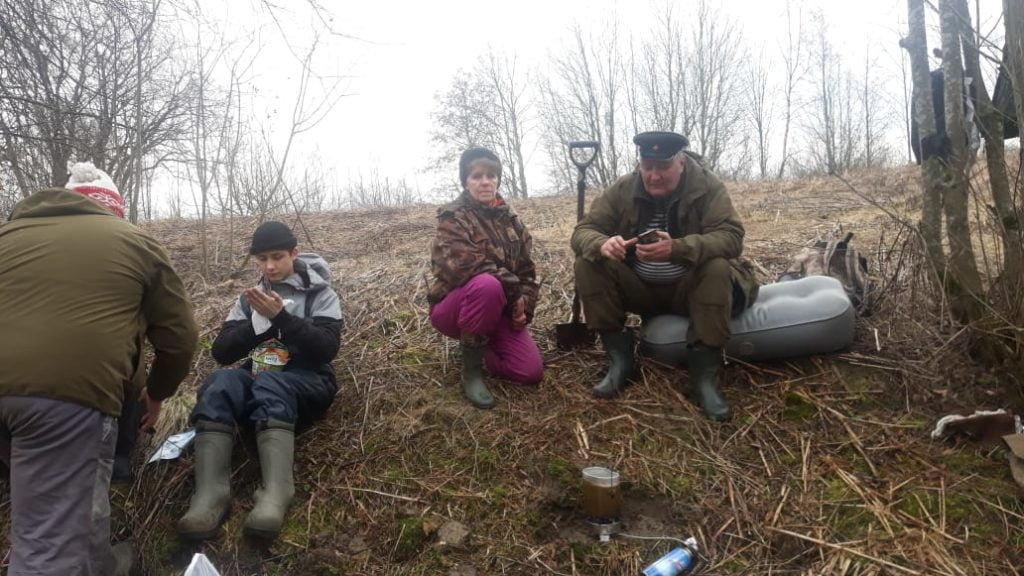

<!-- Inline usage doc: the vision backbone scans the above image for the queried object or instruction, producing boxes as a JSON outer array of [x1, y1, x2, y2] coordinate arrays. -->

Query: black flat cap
[[633, 131, 689, 160]]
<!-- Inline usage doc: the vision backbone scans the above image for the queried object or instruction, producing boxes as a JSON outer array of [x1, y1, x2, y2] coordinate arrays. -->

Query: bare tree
[[903, 0, 946, 280], [745, 50, 774, 178], [776, 0, 809, 178], [478, 50, 532, 198], [540, 22, 627, 190], [959, 0, 1023, 292], [805, 10, 843, 174], [429, 50, 533, 198], [685, 0, 745, 171], [429, 72, 492, 175], [629, 2, 690, 137], [939, 0, 984, 321], [860, 47, 894, 168], [1005, 0, 1024, 173], [0, 0, 191, 219]]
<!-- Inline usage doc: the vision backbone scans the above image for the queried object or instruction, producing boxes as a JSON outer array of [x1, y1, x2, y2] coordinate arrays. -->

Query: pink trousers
[[430, 274, 544, 384]]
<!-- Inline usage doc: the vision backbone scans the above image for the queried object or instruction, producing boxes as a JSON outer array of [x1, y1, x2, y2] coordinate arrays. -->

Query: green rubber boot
[[687, 346, 731, 421], [244, 422, 296, 539], [461, 343, 495, 409], [177, 421, 234, 540], [592, 331, 635, 398]]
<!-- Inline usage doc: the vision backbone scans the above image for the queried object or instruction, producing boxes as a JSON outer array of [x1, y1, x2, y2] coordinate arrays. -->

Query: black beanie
[[458, 147, 502, 188], [249, 221, 297, 254]]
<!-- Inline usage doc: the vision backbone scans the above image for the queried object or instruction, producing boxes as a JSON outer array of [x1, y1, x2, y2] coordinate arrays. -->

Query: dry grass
[[5, 165, 1024, 575]]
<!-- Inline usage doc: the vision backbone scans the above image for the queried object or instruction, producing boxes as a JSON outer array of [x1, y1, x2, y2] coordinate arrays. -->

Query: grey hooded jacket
[[211, 253, 343, 381]]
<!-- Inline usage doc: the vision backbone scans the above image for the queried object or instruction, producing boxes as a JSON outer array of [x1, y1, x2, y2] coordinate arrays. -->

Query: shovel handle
[[568, 141, 600, 170], [569, 141, 600, 222]]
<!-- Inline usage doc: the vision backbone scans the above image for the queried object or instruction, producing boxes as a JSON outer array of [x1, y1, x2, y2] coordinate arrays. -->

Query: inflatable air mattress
[[640, 275, 855, 363]]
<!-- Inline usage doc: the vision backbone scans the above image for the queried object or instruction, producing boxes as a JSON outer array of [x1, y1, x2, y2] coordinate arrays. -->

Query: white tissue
[[252, 299, 294, 334]]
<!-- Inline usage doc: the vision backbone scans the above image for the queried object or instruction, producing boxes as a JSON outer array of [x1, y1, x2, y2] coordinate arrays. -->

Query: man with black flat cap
[[570, 131, 758, 421]]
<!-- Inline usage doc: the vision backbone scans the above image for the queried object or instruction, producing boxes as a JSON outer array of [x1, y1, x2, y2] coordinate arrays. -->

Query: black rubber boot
[[461, 343, 495, 409], [243, 421, 296, 540], [687, 346, 731, 421], [592, 331, 635, 398], [177, 421, 235, 540]]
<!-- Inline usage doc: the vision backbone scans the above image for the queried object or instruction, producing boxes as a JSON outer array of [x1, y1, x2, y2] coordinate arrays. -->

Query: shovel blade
[[555, 322, 596, 350]]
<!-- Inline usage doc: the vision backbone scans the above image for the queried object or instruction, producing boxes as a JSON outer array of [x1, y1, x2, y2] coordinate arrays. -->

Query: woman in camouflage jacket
[[428, 147, 543, 409]]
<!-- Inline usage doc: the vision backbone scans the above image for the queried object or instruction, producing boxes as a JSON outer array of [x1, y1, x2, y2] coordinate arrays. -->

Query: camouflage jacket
[[428, 192, 539, 321]]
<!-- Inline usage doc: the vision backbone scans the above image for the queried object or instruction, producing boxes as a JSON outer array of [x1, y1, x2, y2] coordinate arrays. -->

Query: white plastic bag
[[184, 553, 221, 576], [147, 429, 196, 464]]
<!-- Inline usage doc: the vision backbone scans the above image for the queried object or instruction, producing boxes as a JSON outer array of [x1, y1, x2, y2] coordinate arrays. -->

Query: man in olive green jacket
[[0, 163, 198, 576], [571, 132, 758, 421]]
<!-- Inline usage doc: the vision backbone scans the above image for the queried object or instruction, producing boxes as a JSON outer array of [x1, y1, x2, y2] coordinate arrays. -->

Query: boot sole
[[467, 397, 496, 409], [243, 524, 281, 540]]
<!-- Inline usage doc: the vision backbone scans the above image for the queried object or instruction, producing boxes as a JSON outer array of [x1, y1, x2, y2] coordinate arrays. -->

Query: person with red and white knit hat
[[0, 162, 198, 576], [64, 161, 126, 219], [64, 163, 155, 484]]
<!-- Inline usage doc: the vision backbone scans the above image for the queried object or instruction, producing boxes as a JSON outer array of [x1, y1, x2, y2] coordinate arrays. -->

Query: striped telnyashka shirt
[[633, 206, 688, 284]]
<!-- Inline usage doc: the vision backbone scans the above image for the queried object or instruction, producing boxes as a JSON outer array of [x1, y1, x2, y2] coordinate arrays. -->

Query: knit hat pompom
[[458, 147, 502, 188], [65, 161, 124, 219]]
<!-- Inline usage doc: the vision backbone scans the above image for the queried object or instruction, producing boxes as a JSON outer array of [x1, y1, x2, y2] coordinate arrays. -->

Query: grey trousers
[[0, 396, 117, 576]]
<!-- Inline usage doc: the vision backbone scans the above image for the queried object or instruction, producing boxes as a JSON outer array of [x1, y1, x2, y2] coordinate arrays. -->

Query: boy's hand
[[244, 287, 285, 318]]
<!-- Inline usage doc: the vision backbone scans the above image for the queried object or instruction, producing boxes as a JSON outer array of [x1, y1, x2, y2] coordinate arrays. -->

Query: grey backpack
[[778, 232, 872, 315]]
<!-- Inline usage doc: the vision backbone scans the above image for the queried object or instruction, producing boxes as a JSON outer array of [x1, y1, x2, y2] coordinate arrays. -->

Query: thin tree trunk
[[1006, 0, 1024, 184], [939, 0, 984, 321], [959, 0, 1022, 288], [905, 0, 947, 286]]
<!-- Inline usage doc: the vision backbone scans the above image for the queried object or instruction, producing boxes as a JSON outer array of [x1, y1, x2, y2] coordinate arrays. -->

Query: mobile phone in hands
[[638, 229, 661, 244]]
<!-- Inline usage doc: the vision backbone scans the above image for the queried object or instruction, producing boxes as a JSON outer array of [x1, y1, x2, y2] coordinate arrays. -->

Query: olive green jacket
[[0, 188, 198, 416], [571, 156, 759, 305]]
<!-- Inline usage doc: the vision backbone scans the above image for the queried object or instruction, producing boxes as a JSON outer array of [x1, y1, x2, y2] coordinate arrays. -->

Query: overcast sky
[[186, 0, 1003, 207]]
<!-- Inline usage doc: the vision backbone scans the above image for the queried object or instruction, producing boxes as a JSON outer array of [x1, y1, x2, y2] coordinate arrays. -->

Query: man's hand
[[139, 388, 161, 432], [635, 231, 673, 262], [600, 235, 638, 262], [511, 296, 527, 331], [244, 287, 285, 318]]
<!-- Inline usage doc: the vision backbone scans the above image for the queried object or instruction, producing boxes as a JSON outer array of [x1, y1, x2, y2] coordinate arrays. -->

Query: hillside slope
[[8, 166, 1023, 575]]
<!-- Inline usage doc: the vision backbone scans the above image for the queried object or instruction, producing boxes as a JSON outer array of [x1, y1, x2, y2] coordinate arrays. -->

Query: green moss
[[570, 540, 598, 560], [477, 447, 498, 468], [782, 390, 817, 421], [546, 457, 574, 487], [835, 362, 880, 395], [144, 526, 181, 568], [525, 508, 544, 532], [822, 479, 871, 540], [668, 475, 695, 496], [280, 515, 309, 546], [400, 346, 436, 366], [395, 515, 427, 560], [938, 449, 1003, 477], [198, 335, 214, 351], [393, 310, 416, 323], [488, 486, 510, 506]]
